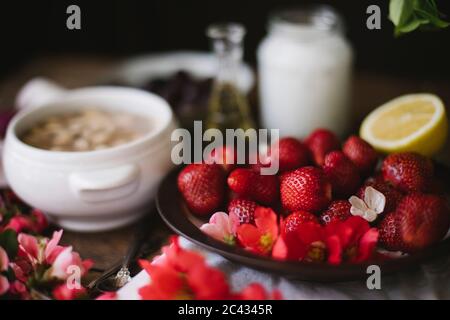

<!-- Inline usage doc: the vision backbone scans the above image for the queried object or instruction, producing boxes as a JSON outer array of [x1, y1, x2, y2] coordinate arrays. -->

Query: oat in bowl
[[5, 82, 176, 231], [21, 109, 150, 152]]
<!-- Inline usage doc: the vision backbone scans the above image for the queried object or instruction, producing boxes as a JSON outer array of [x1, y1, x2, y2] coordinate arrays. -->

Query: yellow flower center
[[223, 235, 236, 246], [260, 233, 274, 253], [306, 241, 326, 262]]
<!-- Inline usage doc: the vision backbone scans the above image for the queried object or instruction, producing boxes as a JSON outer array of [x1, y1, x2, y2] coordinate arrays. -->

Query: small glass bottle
[[206, 23, 255, 133]]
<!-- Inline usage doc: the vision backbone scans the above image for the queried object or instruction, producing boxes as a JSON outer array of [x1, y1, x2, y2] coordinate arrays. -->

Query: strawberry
[[227, 168, 253, 196], [357, 178, 403, 214], [378, 211, 403, 251], [381, 152, 433, 193], [395, 193, 450, 253], [342, 135, 378, 175], [304, 128, 340, 166], [283, 211, 319, 234], [227, 168, 279, 205], [280, 166, 332, 212], [178, 164, 225, 215], [319, 200, 352, 225], [270, 137, 310, 173], [228, 198, 258, 232], [205, 145, 237, 172], [323, 151, 360, 197]]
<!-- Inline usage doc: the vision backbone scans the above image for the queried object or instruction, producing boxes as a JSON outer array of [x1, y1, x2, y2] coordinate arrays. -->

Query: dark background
[[1, 0, 450, 79]]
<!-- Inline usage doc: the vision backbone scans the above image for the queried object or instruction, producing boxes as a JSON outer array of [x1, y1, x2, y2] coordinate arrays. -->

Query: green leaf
[[396, 18, 424, 35], [390, 0, 449, 36], [0, 229, 19, 259], [415, 0, 439, 15], [415, 8, 450, 28], [389, 0, 414, 26]]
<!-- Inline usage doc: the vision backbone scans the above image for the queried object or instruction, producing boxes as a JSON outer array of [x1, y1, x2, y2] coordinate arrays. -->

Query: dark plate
[[156, 164, 450, 282]]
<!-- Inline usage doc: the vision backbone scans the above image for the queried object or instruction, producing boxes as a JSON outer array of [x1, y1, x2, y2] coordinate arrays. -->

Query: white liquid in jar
[[257, 11, 353, 138]]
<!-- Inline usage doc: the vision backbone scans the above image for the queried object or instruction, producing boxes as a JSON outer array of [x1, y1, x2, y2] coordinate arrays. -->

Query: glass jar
[[257, 5, 353, 138], [206, 23, 255, 133]]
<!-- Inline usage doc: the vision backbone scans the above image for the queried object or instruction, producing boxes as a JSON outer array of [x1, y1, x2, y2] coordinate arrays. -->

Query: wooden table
[[1, 54, 450, 280]]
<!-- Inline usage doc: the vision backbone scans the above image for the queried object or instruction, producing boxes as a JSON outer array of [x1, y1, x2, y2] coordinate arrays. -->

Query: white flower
[[349, 186, 386, 222]]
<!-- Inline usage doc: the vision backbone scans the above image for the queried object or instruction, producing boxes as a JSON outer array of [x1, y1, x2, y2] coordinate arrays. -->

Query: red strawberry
[[319, 200, 352, 225], [228, 198, 258, 232], [305, 129, 340, 166], [342, 135, 378, 175], [283, 211, 318, 234], [270, 137, 310, 173], [381, 152, 433, 193], [205, 145, 237, 172], [357, 178, 403, 213], [178, 164, 225, 215], [395, 193, 450, 253], [323, 151, 360, 197], [227, 168, 253, 196], [227, 168, 279, 205], [378, 211, 403, 251], [280, 166, 332, 212]]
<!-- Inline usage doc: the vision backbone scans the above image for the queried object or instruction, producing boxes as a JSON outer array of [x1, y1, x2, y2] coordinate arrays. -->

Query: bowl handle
[[16, 77, 67, 111], [69, 164, 140, 203]]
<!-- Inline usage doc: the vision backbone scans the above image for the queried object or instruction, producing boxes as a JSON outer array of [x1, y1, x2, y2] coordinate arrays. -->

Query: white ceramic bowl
[[3, 79, 177, 232], [109, 51, 255, 93]]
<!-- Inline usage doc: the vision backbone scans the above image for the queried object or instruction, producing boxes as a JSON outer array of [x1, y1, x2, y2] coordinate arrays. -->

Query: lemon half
[[360, 94, 448, 156]]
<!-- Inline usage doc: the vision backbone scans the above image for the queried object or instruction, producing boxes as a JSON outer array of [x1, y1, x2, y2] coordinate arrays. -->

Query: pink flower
[[325, 216, 379, 265], [3, 209, 48, 234], [5, 216, 34, 233], [235, 283, 282, 300], [10, 259, 31, 282], [9, 280, 29, 299], [30, 209, 48, 233], [236, 207, 279, 255], [52, 283, 87, 300], [18, 230, 92, 281], [18, 230, 64, 266], [138, 237, 230, 300], [0, 275, 8, 295], [49, 246, 93, 280], [96, 291, 117, 300], [0, 246, 8, 272], [44, 230, 65, 264], [138, 236, 282, 300], [0, 246, 9, 296], [200, 212, 236, 245]]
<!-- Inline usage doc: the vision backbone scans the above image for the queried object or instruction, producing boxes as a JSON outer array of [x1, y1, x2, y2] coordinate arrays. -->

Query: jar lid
[[269, 5, 344, 35]]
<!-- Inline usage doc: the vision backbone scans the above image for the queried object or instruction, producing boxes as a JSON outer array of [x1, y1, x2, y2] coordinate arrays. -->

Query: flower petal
[[364, 186, 386, 214], [18, 233, 39, 263], [363, 209, 378, 222], [0, 275, 9, 295], [200, 223, 223, 241], [349, 196, 368, 217], [326, 235, 342, 265], [254, 207, 278, 239], [354, 228, 379, 263], [237, 224, 261, 252], [209, 212, 233, 236], [187, 264, 230, 299], [238, 283, 267, 300], [45, 230, 63, 263], [138, 264, 184, 300], [0, 246, 9, 272]]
